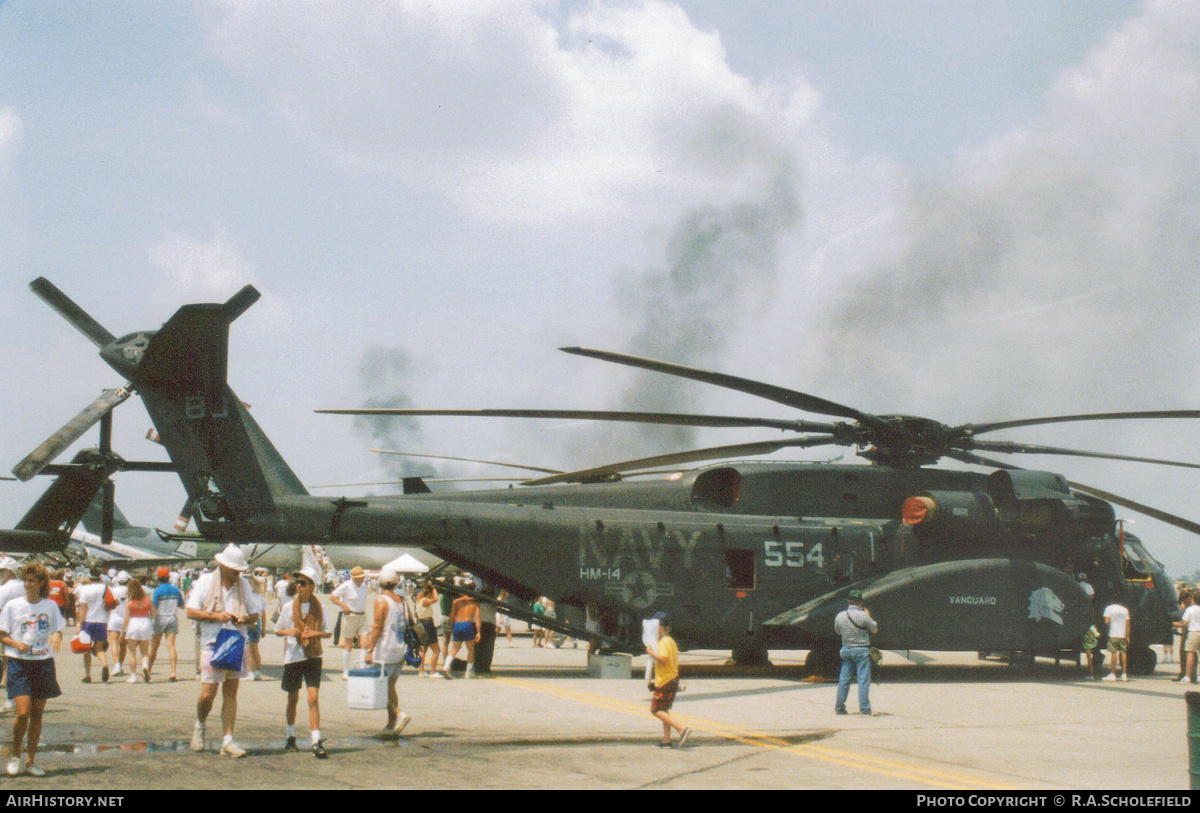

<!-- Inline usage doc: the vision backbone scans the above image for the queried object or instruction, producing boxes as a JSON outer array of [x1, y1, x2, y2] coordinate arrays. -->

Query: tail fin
[[111, 288, 308, 527], [79, 489, 132, 534]]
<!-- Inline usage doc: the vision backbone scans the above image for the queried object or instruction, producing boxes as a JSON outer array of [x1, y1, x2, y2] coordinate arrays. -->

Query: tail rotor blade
[[30, 278, 116, 348], [175, 497, 195, 533], [11, 388, 130, 481]]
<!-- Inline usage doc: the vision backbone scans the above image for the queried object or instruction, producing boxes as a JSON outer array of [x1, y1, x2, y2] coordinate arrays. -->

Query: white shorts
[[124, 617, 154, 641], [199, 644, 250, 684]]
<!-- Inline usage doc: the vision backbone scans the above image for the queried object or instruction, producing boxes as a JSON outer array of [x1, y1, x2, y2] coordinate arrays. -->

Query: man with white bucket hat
[[185, 544, 259, 757]]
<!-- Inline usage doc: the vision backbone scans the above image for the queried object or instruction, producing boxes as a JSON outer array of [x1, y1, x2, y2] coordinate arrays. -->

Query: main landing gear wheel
[[727, 644, 771, 667], [805, 648, 841, 678], [1127, 646, 1157, 676]]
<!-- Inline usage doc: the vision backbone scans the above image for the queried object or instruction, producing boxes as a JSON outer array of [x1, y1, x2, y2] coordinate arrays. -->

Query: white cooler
[[587, 653, 632, 679], [346, 665, 388, 710]]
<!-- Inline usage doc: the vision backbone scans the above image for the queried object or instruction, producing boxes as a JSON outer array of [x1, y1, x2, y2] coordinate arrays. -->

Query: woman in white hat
[[184, 545, 258, 758], [274, 566, 332, 758]]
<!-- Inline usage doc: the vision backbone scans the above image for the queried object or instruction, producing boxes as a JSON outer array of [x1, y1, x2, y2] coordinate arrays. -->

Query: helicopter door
[[724, 548, 757, 635]]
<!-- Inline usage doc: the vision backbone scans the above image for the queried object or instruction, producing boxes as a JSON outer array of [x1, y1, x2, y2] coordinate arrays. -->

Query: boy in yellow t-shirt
[[645, 611, 691, 748]]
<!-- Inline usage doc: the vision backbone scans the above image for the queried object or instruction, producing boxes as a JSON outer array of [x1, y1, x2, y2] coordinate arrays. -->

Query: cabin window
[[725, 549, 755, 590]]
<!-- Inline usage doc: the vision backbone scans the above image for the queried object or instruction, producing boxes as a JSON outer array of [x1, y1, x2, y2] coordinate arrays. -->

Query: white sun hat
[[291, 566, 321, 584], [214, 544, 250, 572]]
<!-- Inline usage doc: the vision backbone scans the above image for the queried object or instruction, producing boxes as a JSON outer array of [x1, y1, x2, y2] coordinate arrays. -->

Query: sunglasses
[[295, 579, 314, 587]]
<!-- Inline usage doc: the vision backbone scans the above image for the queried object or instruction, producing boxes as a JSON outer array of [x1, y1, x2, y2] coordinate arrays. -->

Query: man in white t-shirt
[[1103, 602, 1131, 682], [185, 545, 259, 758], [1178, 593, 1200, 684], [75, 568, 111, 683], [330, 567, 369, 679]]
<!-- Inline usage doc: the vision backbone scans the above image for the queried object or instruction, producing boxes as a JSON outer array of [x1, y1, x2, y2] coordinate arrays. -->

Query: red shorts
[[651, 677, 678, 713]]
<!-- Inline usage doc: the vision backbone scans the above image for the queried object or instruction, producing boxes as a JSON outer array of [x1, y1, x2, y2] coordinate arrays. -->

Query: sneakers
[[655, 741, 673, 748], [143, 667, 150, 683], [1121, 674, 1129, 682], [312, 739, 328, 759], [396, 712, 412, 735], [190, 724, 206, 752], [284, 736, 298, 752], [1183, 677, 1195, 684], [219, 740, 246, 758], [378, 727, 400, 741], [835, 708, 848, 715], [127, 674, 138, 684], [440, 670, 453, 680], [111, 666, 122, 678], [1103, 673, 1117, 681], [342, 673, 350, 681], [6, 758, 21, 776], [24, 765, 45, 778], [676, 727, 692, 748], [253, 672, 262, 682], [101, 666, 109, 683]]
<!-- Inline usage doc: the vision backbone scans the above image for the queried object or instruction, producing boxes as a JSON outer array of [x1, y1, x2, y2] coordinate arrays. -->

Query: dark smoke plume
[[352, 345, 437, 484], [607, 170, 801, 456]]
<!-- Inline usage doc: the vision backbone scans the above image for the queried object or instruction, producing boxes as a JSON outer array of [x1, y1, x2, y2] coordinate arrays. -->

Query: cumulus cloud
[[0, 105, 21, 169], [202, 0, 820, 226], [796, 0, 1200, 427], [144, 229, 289, 327]]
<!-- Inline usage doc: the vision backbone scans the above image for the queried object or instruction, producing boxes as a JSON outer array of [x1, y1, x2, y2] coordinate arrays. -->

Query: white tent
[[383, 553, 429, 573]]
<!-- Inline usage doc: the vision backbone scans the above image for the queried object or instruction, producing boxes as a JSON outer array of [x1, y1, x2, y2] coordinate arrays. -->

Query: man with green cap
[[834, 588, 877, 716]]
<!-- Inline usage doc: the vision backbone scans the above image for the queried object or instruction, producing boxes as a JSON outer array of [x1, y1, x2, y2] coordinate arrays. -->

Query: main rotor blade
[[30, 278, 117, 348], [310, 478, 524, 488], [970, 440, 1200, 470], [1066, 481, 1200, 537], [370, 449, 563, 475], [521, 435, 841, 486], [319, 407, 829, 433], [12, 388, 131, 481], [964, 410, 1200, 436], [561, 347, 885, 427]]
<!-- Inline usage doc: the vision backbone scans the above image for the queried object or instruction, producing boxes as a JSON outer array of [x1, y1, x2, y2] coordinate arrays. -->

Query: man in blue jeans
[[834, 589, 878, 716]]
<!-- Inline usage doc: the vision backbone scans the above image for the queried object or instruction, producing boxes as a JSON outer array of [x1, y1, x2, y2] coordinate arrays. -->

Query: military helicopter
[[11, 278, 1195, 673]]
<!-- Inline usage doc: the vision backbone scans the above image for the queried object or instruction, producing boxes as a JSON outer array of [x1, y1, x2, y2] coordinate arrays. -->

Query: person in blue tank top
[[149, 567, 185, 682]]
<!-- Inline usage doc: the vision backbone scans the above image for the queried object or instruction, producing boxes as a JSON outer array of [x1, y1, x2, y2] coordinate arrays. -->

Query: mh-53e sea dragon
[[10, 278, 1194, 673]]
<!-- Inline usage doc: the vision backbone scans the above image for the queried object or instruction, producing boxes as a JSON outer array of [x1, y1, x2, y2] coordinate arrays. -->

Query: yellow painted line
[[494, 676, 1012, 790]]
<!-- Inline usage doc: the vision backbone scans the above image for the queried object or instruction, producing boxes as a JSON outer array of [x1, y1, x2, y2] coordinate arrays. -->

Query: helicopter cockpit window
[[1122, 540, 1152, 579]]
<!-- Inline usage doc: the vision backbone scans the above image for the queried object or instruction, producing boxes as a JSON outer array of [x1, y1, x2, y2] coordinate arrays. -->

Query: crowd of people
[[0, 546, 689, 777]]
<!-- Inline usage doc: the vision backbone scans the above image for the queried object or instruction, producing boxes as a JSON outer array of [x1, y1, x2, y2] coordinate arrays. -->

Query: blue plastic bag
[[211, 628, 245, 672]]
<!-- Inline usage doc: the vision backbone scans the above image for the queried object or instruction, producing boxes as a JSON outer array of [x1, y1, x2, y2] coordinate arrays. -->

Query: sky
[[4, 0, 1200, 577]]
